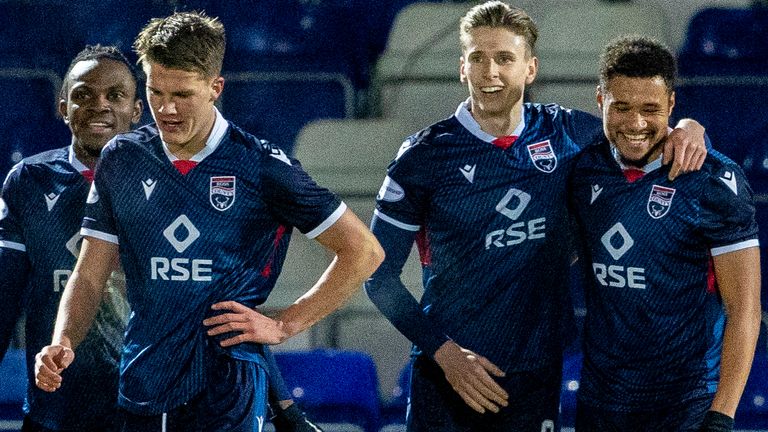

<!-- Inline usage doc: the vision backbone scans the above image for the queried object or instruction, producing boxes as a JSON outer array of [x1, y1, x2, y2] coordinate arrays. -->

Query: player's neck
[[72, 140, 99, 170], [470, 104, 523, 138]]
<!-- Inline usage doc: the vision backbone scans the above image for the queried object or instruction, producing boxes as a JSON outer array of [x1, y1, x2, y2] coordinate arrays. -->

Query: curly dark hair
[[60, 44, 141, 101], [599, 35, 676, 93]]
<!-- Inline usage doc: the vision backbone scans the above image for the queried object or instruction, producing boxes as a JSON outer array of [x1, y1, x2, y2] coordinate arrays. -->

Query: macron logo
[[459, 164, 476, 183], [720, 171, 738, 195], [590, 184, 603, 204], [142, 179, 157, 200], [45, 193, 60, 211]]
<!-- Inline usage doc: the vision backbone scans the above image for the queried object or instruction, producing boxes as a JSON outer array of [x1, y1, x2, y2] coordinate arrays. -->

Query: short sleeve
[[373, 137, 432, 232], [699, 164, 759, 255], [260, 143, 344, 238], [0, 164, 27, 251], [81, 150, 119, 244]]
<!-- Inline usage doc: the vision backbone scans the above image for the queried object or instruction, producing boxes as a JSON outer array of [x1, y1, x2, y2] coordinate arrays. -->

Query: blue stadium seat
[[0, 70, 70, 179], [220, 72, 354, 155], [560, 351, 582, 428], [211, 1, 370, 90], [273, 349, 381, 432], [0, 348, 26, 428], [674, 6, 768, 163]]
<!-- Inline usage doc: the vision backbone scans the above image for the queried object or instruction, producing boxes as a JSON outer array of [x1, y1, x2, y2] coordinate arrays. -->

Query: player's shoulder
[[4, 146, 71, 183], [394, 117, 462, 162], [104, 124, 159, 156], [700, 149, 744, 179]]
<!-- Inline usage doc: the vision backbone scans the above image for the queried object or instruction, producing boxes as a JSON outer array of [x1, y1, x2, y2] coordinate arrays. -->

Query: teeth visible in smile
[[89, 122, 109, 127], [623, 133, 648, 141], [481, 86, 502, 93]]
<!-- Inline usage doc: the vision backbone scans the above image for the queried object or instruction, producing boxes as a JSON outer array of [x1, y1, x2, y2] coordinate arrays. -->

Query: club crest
[[527, 140, 557, 173], [210, 176, 236, 211], [647, 185, 675, 219]]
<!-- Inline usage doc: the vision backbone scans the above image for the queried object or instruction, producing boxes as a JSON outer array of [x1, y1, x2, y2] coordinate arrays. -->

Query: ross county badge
[[210, 176, 236, 211]]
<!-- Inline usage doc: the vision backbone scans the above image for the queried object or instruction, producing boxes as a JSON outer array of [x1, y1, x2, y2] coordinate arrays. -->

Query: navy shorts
[[406, 354, 561, 432], [121, 351, 268, 432], [575, 393, 713, 432]]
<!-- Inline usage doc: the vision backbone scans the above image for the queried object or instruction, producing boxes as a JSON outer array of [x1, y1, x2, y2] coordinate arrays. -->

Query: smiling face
[[598, 75, 675, 167], [144, 62, 223, 157], [460, 26, 537, 123], [59, 58, 142, 161]]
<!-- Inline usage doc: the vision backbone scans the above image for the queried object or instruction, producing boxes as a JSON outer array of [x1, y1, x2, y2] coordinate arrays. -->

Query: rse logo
[[150, 215, 213, 282], [485, 188, 546, 249], [592, 222, 646, 289], [151, 257, 212, 281]]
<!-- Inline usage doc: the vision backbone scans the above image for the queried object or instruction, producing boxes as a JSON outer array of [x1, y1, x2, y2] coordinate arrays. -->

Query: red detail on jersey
[[81, 169, 94, 183], [706, 256, 717, 294], [261, 224, 287, 277], [492, 135, 518, 150], [623, 168, 645, 183], [173, 160, 198, 175], [416, 227, 431, 266]]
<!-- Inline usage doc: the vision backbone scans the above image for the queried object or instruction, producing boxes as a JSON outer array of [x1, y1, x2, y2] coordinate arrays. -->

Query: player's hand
[[34, 345, 74, 392], [433, 340, 508, 414], [663, 120, 707, 180], [204, 301, 289, 346]]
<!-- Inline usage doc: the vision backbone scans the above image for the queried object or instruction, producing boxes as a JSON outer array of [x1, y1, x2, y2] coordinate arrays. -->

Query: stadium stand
[[0, 69, 69, 179], [273, 349, 381, 432], [674, 5, 768, 164], [529, 0, 672, 115]]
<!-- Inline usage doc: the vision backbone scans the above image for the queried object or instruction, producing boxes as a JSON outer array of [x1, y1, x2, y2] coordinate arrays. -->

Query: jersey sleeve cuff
[[305, 202, 347, 239], [80, 228, 119, 245], [0, 240, 26, 252], [373, 209, 420, 232], [710, 238, 759, 256]]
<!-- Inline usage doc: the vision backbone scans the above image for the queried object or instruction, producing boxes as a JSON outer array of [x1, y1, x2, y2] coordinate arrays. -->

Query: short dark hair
[[460, 1, 538, 58], [60, 44, 140, 101], [599, 36, 676, 93], [133, 11, 225, 78]]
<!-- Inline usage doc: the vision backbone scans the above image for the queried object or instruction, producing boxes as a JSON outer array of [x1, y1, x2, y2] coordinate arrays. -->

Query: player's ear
[[58, 98, 69, 124], [131, 99, 143, 125], [596, 85, 604, 111], [459, 55, 467, 84], [524, 55, 538, 85], [210, 76, 224, 102], [667, 90, 675, 116]]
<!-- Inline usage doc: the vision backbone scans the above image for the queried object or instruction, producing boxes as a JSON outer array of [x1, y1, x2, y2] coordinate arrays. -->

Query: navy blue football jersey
[[0, 147, 128, 430], [370, 101, 602, 371], [569, 140, 759, 411], [82, 110, 344, 414]]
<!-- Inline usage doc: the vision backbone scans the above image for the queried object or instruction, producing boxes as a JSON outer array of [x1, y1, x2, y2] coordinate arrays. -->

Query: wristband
[[700, 410, 734, 432]]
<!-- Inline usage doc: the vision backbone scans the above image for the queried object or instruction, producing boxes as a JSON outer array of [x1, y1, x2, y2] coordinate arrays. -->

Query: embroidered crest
[[527, 140, 557, 173], [647, 185, 675, 219], [210, 176, 236, 211]]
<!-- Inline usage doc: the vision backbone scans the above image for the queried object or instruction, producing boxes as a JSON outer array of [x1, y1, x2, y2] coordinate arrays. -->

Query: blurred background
[[1, 0, 768, 431]]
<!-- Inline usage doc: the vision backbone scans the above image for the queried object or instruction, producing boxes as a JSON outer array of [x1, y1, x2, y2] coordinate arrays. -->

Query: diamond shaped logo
[[163, 215, 200, 253], [600, 222, 634, 261]]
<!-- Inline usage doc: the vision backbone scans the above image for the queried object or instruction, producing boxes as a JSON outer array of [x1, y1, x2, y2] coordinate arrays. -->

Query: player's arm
[[664, 118, 708, 180], [0, 249, 29, 361], [205, 208, 383, 344], [366, 215, 508, 414], [708, 246, 761, 422], [34, 236, 118, 392]]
